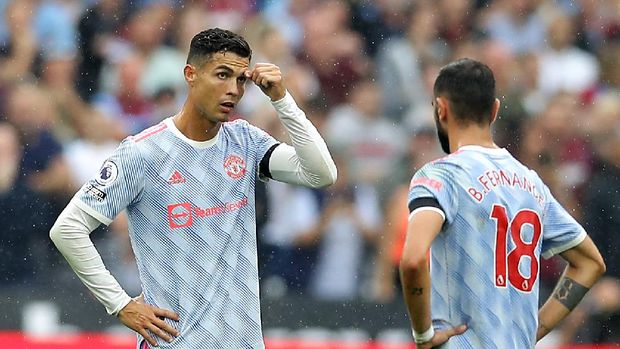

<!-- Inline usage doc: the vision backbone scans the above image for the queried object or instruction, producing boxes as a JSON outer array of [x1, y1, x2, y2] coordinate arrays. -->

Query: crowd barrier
[[1, 332, 618, 349]]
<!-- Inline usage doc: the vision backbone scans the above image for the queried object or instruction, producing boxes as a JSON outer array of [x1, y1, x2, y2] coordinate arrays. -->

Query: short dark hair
[[187, 28, 252, 65], [433, 58, 496, 125]]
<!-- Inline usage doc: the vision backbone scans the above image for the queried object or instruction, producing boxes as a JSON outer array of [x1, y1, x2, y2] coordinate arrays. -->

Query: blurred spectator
[[372, 127, 442, 302], [0, 0, 77, 63], [95, 3, 185, 133], [76, 0, 128, 101], [95, 53, 155, 133], [0, 0, 37, 85], [301, 0, 369, 107], [260, 0, 312, 52], [127, 3, 185, 99], [478, 40, 529, 153], [349, 0, 412, 56], [519, 93, 591, 215], [325, 79, 406, 193], [40, 50, 126, 141], [260, 181, 321, 294], [537, 12, 600, 97], [5, 83, 75, 198], [483, 0, 547, 55], [308, 161, 381, 301], [376, 2, 447, 121], [0, 122, 52, 285], [583, 106, 620, 280], [598, 42, 620, 94], [437, 0, 476, 44], [573, 0, 620, 53]]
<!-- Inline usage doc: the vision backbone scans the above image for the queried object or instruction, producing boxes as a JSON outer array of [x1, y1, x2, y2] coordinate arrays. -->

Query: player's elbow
[[49, 216, 71, 249], [574, 250, 606, 279], [49, 220, 62, 247], [309, 165, 337, 188], [399, 251, 428, 274], [569, 251, 606, 282], [593, 255, 606, 278], [317, 169, 337, 188]]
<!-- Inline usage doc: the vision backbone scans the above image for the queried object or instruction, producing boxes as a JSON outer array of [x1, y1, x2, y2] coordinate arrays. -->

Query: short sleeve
[[74, 139, 145, 225], [407, 162, 459, 223], [540, 185, 587, 259]]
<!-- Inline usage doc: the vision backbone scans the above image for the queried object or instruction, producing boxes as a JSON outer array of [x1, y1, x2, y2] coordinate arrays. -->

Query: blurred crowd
[[0, 0, 619, 344]]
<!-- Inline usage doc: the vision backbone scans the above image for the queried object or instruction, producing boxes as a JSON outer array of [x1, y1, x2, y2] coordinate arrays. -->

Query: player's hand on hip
[[417, 325, 467, 349], [246, 63, 286, 101], [117, 297, 180, 347]]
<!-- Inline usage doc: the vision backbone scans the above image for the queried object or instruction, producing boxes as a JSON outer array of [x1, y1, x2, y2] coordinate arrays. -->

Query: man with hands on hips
[[51, 28, 337, 348]]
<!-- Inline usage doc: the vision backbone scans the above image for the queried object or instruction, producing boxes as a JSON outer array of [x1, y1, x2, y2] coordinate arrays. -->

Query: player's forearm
[[270, 91, 337, 187], [50, 199, 132, 315], [399, 256, 432, 335], [537, 263, 602, 341]]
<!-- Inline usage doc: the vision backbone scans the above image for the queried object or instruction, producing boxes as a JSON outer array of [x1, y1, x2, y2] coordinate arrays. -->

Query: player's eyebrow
[[214, 65, 235, 73], [214, 65, 247, 78]]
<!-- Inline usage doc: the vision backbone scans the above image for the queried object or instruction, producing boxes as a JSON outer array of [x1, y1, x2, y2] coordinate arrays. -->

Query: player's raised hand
[[246, 63, 286, 101], [118, 296, 180, 347], [416, 325, 467, 349]]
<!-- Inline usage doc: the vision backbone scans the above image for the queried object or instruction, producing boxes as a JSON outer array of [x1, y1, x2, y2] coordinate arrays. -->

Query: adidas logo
[[168, 170, 187, 184]]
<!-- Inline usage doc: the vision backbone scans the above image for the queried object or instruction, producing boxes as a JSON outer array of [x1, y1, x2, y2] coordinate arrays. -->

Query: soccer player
[[50, 28, 337, 348], [399, 58, 606, 348]]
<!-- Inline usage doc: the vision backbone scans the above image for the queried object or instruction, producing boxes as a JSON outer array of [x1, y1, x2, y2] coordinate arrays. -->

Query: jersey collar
[[164, 117, 219, 149], [458, 145, 508, 155]]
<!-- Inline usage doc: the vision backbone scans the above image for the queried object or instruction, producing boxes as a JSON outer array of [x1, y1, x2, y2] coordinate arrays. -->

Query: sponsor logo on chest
[[166, 198, 249, 229]]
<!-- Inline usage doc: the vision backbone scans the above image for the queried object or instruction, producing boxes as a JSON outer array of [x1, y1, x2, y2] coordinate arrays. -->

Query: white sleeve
[[49, 198, 132, 315], [268, 91, 337, 188]]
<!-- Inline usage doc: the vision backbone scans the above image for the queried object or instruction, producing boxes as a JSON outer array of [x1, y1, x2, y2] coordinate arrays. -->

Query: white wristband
[[413, 326, 435, 344]]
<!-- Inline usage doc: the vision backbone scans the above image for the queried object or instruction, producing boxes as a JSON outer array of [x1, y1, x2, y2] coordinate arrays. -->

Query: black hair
[[433, 58, 496, 125], [187, 28, 252, 65]]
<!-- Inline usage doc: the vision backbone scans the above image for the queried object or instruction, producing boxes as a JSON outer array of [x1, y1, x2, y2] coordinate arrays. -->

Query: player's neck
[[450, 125, 498, 152], [173, 107, 221, 142]]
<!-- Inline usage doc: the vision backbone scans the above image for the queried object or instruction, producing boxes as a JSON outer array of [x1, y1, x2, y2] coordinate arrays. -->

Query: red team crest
[[224, 155, 246, 179]]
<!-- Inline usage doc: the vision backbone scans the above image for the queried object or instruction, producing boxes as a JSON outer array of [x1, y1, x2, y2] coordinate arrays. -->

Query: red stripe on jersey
[[132, 122, 168, 143]]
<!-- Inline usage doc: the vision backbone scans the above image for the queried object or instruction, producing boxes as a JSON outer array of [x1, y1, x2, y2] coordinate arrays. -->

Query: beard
[[434, 105, 450, 154]]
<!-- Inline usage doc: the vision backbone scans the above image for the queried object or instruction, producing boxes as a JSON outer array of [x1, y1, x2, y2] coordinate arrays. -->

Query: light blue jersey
[[408, 145, 586, 349], [75, 117, 278, 349]]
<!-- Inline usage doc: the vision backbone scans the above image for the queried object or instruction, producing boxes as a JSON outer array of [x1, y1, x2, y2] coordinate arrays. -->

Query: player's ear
[[184, 64, 196, 86], [490, 98, 501, 125], [436, 97, 448, 122]]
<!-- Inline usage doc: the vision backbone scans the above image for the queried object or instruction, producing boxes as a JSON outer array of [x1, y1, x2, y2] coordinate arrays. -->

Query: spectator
[[300, 0, 369, 107], [76, 0, 129, 101], [483, 0, 547, 55], [0, 122, 52, 286], [0, 0, 37, 85], [372, 127, 442, 302], [308, 161, 381, 301], [325, 78, 406, 193], [5, 83, 75, 199], [537, 12, 600, 97], [376, 2, 447, 121]]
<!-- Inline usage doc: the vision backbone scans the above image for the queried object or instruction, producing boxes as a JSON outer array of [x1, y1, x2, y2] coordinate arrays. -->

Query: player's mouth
[[219, 102, 236, 114]]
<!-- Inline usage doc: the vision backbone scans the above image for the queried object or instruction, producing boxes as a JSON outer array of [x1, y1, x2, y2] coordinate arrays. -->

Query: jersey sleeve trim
[[409, 206, 446, 221], [259, 143, 281, 179], [541, 231, 587, 260], [408, 197, 442, 213], [74, 198, 113, 226]]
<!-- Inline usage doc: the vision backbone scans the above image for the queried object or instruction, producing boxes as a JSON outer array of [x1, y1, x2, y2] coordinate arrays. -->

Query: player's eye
[[217, 72, 228, 79], [237, 76, 247, 84]]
